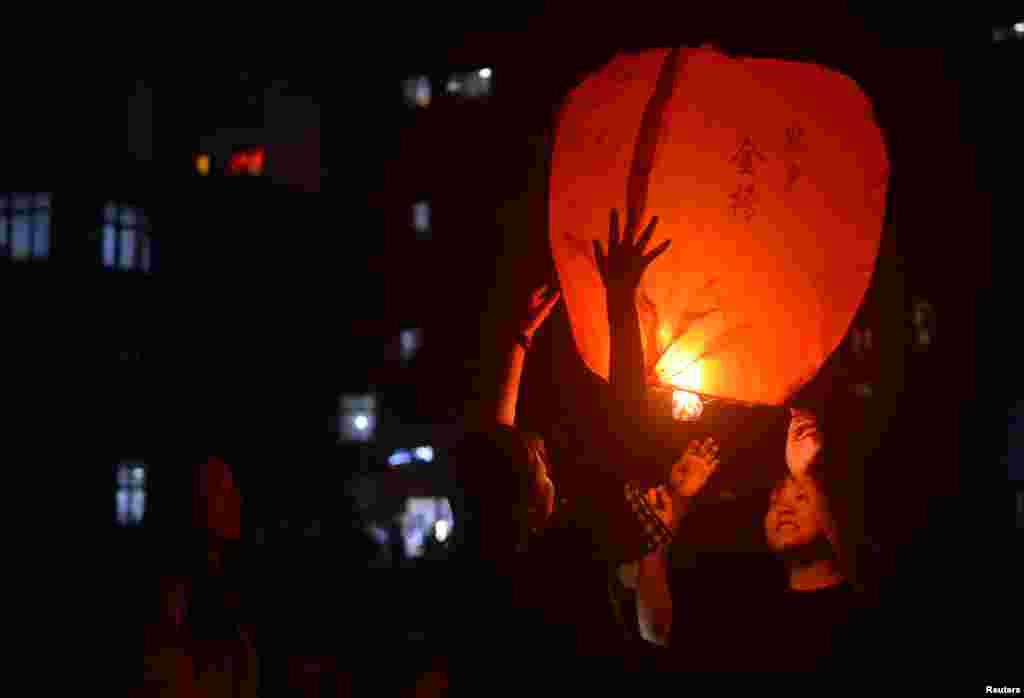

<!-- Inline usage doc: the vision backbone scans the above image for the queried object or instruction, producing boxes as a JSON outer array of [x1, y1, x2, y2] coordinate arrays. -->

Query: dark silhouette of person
[[139, 456, 260, 697], [445, 209, 694, 693], [633, 407, 877, 674]]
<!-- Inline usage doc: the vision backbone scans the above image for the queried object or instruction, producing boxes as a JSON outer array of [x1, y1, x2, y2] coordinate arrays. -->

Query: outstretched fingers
[[635, 215, 660, 254], [641, 239, 672, 268], [593, 239, 607, 278]]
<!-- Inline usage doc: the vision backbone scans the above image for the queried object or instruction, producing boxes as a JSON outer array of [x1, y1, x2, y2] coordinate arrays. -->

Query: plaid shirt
[[624, 481, 675, 556]]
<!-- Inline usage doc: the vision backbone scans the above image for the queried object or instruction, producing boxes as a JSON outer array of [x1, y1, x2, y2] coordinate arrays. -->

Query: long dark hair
[[452, 426, 549, 560]]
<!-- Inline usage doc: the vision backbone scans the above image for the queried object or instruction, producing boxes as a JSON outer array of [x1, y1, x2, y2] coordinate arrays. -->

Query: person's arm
[[592, 208, 677, 486], [488, 284, 560, 428], [786, 408, 842, 554], [632, 485, 688, 647], [632, 439, 720, 647], [596, 208, 668, 417], [636, 545, 674, 646], [787, 406, 868, 590]]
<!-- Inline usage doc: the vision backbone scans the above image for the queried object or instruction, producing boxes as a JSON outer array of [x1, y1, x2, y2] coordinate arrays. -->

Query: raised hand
[[785, 408, 824, 478], [593, 208, 671, 299], [520, 283, 561, 340], [669, 437, 721, 500], [644, 484, 680, 531]]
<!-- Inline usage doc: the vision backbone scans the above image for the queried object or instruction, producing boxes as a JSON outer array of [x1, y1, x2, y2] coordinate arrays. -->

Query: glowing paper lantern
[[550, 47, 888, 406]]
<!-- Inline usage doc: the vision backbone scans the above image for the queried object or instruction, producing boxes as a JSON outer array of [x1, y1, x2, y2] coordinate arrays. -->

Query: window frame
[[0, 192, 51, 261], [101, 201, 153, 272]]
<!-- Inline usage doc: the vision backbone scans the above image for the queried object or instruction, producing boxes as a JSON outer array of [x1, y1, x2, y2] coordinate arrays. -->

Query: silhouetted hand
[[593, 208, 671, 299], [786, 408, 823, 478], [520, 283, 561, 340]]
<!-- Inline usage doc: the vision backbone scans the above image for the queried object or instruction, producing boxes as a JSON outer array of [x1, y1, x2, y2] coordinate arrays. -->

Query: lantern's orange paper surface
[[550, 47, 888, 405]]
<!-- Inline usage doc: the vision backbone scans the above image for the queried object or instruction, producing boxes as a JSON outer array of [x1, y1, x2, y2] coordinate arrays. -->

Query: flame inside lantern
[[672, 389, 703, 421], [660, 350, 704, 421]]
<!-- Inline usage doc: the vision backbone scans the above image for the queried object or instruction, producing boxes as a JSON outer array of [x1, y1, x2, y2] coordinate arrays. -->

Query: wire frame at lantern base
[[650, 385, 708, 422], [648, 382, 774, 422]]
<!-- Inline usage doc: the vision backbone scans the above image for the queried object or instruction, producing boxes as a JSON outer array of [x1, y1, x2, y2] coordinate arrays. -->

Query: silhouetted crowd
[[135, 211, 921, 696]]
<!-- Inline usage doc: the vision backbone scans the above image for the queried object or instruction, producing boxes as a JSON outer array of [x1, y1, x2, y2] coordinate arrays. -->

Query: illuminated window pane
[[412, 201, 431, 238], [104, 203, 118, 224], [121, 208, 138, 227], [389, 449, 412, 467], [116, 489, 146, 525], [32, 220, 49, 259], [366, 524, 389, 546], [338, 394, 377, 442], [12, 217, 30, 259], [121, 227, 136, 269], [446, 70, 493, 99], [115, 463, 147, 526], [402, 497, 454, 558], [342, 395, 376, 411], [911, 299, 935, 350], [400, 328, 423, 362], [102, 225, 117, 267], [13, 194, 31, 211], [403, 75, 432, 108], [141, 236, 152, 272]]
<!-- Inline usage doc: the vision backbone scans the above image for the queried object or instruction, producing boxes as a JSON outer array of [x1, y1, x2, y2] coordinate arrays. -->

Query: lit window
[[911, 299, 935, 350], [338, 394, 376, 442], [412, 201, 431, 239], [400, 328, 423, 362], [0, 192, 51, 261], [366, 523, 390, 546], [403, 75, 432, 108], [115, 462, 147, 526], [994, 23, 1024, 41], [196, 153, 211, 176], [389, 449, 412, 467], [849, 327, 873, 360], [445, 69, 492, 99], [401, 497, 454, 558], [851, 383, 873, 398], [228, 147, 265, 176], [101, 202, 153, 272]]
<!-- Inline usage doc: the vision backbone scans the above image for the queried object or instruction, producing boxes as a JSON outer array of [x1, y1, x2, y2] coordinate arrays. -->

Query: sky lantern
[[550, 47, 888, 413]]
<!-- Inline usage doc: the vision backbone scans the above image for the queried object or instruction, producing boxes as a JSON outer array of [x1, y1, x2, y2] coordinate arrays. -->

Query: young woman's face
[[764, 476, 827, 552]]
